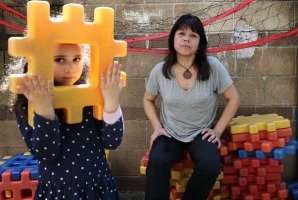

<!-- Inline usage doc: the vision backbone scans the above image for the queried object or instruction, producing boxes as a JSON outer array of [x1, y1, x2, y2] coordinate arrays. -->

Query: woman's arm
[[201, 84, 240, 148], [143, 92, 171, 148], [214, 84, 240, 135]]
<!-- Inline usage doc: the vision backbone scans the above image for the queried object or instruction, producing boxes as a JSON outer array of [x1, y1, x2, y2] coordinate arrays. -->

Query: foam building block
[[0, 151, 113, 199], [229, 114, 290, 134], [0, 152, 38, 181], [0, 170, 38, 200], [287, 182, 298, 199], [8, 1, 127, 126], [0, 153, 38, 200]]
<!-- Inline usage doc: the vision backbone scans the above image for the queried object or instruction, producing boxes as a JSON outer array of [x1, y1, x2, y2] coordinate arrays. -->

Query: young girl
[[14, 43, 124, 200]]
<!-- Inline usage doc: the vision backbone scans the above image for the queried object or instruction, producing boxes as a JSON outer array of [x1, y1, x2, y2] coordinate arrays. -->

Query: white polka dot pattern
[[15, 106, 124, 199]]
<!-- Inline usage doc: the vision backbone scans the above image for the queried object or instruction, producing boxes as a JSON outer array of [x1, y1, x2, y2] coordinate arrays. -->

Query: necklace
[[177, 61, 193, 79]]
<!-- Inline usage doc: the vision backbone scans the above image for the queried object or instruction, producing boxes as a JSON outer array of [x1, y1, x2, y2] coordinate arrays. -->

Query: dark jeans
[[145, 134, 221, 200]]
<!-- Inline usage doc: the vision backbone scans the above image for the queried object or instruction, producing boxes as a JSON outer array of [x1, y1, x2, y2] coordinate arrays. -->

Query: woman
[[143, 14, 240, 200]]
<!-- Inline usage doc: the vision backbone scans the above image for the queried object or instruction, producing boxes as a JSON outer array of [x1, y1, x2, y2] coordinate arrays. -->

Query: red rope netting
[[0, 0, 297, 54]]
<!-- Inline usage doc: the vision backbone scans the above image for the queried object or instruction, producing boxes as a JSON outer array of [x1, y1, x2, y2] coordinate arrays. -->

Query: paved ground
[[119, 190, 295, 200], [119, 190, 145, 200]]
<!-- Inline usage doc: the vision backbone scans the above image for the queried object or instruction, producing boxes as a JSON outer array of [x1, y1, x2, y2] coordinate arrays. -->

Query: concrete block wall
[[0, 0, 297, 190]]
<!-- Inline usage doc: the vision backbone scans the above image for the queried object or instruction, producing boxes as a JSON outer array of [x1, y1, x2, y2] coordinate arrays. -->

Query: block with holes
[[0, 152, 38, 200], [0, 150, 112, 199], [8, 1, 127, 126]]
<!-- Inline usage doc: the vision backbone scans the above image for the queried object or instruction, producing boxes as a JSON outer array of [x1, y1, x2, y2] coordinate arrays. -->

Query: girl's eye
[[54, 58, 64, 63], [73, 57, 81, 62]]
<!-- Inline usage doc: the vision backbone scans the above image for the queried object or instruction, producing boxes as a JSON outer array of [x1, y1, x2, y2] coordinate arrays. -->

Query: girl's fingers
[[23, 75, 34, 91], [106, 64, 113, 84], [102, 62, 123, 86], [115, 63, 122, 81], [119, 77, 123, 88], [111, 62, 118, 82], [111, 62, 122, 84], [38, 76, 47, 92], [101, 71, 105, 85], [31, 75, 41, 90], [47, 80, 53, 94]]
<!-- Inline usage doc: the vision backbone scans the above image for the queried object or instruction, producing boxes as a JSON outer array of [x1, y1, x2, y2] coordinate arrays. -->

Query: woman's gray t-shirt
[[146, 56, 233, 142]]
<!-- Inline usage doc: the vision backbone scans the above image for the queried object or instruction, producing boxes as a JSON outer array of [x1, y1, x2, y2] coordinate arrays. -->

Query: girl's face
[[174, 27, 200, 57], [54, 44, 83, 86]]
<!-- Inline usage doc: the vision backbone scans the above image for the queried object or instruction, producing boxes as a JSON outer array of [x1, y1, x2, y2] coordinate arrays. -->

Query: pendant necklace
[[177, 61, 193, 79]]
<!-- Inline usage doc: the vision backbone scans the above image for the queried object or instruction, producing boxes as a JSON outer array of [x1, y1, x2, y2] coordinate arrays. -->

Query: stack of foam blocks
[[140, 113, 298, 200], [225, 113, 297, 200], [0, 150, 111, 200], [140, 145, 228, 200]]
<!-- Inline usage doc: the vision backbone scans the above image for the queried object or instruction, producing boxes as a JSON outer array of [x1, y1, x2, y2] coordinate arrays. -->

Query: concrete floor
[[118, 191, 296, 200], [119, 190, 145, 200]]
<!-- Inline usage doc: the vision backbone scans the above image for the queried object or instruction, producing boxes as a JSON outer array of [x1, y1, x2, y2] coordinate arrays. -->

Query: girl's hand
[[150, 127, 171, 149], [17, 74, 55, 120], [201, 128, 221, 148], [101, 61, 123, 113]]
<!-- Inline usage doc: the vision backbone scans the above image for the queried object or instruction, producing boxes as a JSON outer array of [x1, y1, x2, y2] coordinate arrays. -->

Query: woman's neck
[[176, 55, 195, 66]]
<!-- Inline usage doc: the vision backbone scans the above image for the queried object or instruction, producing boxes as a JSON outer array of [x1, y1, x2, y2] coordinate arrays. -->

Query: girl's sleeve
[[16, 107, 61, 162], [95, 106, 124, 150]]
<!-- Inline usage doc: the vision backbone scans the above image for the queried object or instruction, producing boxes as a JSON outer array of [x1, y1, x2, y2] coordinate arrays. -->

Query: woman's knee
[[149, 136, 183, 166], [193, 155, 221, 176]]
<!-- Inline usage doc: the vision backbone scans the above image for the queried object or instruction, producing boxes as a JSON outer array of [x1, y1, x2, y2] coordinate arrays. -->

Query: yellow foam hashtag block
[[229, 113, 290, 134], [8, 1, 127, 126], [140, 166, 146, 175]]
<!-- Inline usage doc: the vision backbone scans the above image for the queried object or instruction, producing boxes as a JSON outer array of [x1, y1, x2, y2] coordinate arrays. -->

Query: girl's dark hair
[[13, 61, 89, 122], [163, 14, 211, 81]]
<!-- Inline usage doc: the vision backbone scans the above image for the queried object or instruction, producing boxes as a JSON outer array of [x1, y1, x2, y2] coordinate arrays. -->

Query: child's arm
[[98, 61, 124, 149], [16, 107, 61, 162], [17, 74, 55, 120], [16, 74, 60, 161], [102, 106, 124, 149], [100, 61, 123, 114]]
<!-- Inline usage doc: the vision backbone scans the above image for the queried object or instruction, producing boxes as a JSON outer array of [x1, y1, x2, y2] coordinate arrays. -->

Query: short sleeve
[[146, 62, 164, 96], [209, 56, 233, 94]]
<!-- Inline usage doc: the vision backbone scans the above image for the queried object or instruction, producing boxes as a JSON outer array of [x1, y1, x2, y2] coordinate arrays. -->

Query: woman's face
[[53, 44, 83, 86], [174, 27, 200, 57]]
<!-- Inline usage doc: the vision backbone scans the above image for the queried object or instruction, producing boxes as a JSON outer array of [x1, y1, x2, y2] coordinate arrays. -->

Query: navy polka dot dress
[[16, 106, 124, 200]]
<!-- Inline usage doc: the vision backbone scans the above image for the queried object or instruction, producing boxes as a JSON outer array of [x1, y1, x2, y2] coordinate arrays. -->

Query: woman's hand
[[150, 127, 171, 148], [17, 74, 55, 120], [201, 128, 221, 148], [101, 61, 123, 113]]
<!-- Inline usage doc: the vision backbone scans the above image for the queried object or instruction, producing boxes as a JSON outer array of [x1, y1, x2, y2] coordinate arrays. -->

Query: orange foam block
[[8, 1, 127, 126]]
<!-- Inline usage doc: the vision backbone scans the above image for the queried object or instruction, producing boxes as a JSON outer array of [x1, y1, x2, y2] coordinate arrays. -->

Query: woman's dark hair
[[13, 61, 89, 122], [163, 14, 211, 81]]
